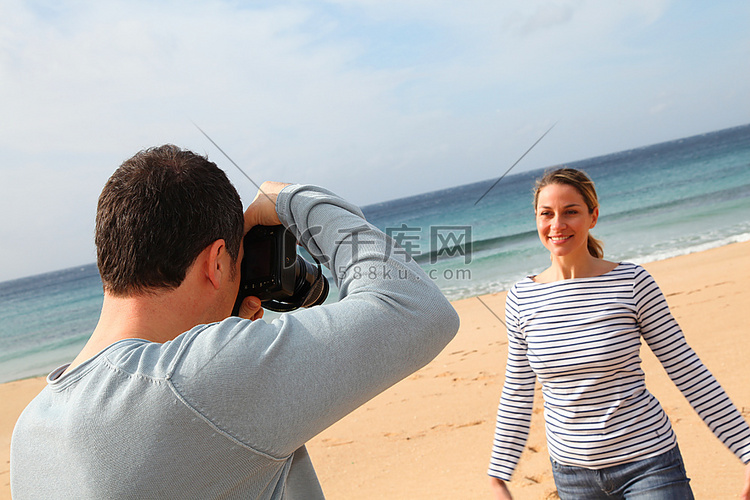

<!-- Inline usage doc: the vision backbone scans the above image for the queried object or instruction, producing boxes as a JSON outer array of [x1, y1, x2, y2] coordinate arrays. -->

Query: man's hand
[[237, 296, 264, 321], [243, 181, 291, 232], [234, 181, 288, 323]]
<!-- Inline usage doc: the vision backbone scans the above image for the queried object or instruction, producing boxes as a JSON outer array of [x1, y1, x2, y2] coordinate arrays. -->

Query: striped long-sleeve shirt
[[488, 262, 750, 481]]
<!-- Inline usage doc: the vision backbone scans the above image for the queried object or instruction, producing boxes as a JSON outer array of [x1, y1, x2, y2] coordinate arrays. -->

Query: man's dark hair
[[96, 144, 244, 296]]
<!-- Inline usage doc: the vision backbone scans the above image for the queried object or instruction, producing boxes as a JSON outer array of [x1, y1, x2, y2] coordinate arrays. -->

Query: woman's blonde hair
[[533, 167, 604, 258]]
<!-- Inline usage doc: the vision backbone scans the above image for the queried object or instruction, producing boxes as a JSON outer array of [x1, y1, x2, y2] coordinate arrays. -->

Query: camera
[[232, 225, 329, 314]]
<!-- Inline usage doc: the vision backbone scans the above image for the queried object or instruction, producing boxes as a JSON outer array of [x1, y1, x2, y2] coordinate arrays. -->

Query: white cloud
[[0, 0, 748, 280]]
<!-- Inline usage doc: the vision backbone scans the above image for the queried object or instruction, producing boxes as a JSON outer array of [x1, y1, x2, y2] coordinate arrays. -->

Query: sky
[[1, 0, 749, 282]]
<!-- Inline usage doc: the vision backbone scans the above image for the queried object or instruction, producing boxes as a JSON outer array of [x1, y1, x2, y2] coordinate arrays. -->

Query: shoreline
[[2, 240, 748, 499], [2, 234, 749, 384]]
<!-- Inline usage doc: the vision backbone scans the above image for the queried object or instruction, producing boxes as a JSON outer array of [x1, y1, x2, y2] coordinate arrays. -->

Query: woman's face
[[535, 183, 598, 259]]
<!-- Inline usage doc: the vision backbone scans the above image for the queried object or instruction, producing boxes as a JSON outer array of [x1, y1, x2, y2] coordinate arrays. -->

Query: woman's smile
[[548, 234, 574, 245]]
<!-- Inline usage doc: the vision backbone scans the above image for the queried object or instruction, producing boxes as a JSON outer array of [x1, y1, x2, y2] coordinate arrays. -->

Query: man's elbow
[[423, 294, 460, 345]]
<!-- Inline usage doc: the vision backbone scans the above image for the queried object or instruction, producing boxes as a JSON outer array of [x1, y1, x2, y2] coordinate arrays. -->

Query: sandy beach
[[2, 241, 748, 499]]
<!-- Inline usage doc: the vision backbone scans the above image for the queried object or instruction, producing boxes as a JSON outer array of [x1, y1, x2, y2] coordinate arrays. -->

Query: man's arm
[[171, 183, 460, 459]]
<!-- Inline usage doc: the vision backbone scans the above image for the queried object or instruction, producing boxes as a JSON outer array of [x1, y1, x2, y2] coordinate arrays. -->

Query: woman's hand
[[740, 462, 750, 500], [489, 476, 513, 500]]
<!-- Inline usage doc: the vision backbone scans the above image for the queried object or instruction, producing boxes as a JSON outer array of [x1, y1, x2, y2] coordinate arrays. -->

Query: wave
[[600, 182, 750, 224], [411, 227, 538, 264], [624, 231, 750, 266]]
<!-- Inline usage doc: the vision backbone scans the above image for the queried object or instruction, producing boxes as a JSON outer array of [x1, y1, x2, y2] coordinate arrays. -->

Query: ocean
[[1, 124, 748, 384]]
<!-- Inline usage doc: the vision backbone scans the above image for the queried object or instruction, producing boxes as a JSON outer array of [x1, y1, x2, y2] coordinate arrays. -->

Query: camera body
[[232, 225, 329, 314]]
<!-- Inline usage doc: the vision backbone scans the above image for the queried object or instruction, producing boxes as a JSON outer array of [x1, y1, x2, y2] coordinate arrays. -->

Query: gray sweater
[[10, 185, 460, 499]]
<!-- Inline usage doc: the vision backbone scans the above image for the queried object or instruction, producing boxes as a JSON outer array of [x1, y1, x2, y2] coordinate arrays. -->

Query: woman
[[487, 168, 750, 499]]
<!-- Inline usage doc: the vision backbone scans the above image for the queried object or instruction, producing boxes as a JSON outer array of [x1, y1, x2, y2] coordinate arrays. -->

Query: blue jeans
[[550, 446, 695, 499]]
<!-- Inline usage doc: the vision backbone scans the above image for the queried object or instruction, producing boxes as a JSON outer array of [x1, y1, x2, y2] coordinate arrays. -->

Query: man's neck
[[64, 288, 210, 374], [63, 243, 237, 375]]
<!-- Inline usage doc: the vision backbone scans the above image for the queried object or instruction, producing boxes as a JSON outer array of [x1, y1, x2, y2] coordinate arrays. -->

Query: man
[[10, 145, 460, 499]]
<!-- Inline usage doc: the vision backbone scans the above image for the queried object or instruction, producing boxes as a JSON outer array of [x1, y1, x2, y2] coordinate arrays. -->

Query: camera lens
[[293, 257, 329, 308]]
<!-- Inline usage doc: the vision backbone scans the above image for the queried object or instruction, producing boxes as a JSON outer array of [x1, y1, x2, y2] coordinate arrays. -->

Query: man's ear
[[205, 239, 227, 290]]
